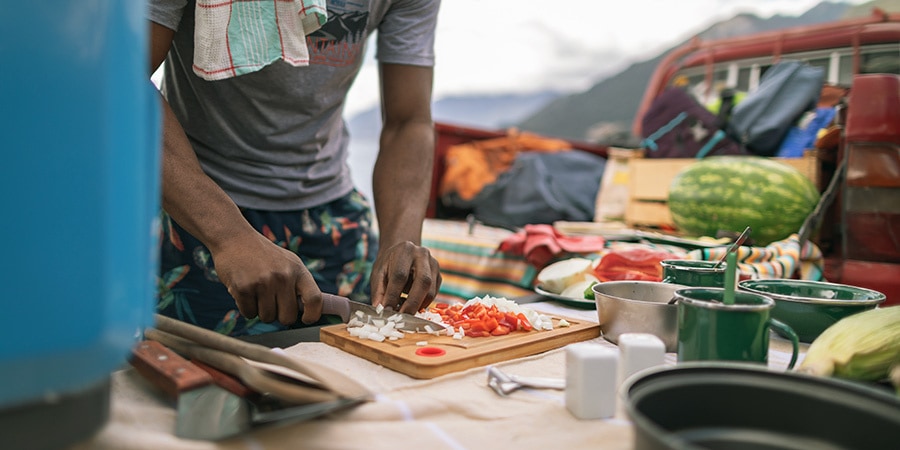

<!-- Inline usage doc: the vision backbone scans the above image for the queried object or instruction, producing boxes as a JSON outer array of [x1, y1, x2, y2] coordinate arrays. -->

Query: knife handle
[[298, 293, 351, 323], [129, 340, 212, 400]]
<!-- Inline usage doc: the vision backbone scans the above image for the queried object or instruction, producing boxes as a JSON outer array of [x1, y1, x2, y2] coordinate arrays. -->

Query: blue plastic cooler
[[0, 1, 160, 447]]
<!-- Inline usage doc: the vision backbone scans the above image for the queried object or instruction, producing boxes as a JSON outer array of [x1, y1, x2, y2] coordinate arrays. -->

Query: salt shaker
[[565, 343, 618, 419], [617, 333, 666, 389]]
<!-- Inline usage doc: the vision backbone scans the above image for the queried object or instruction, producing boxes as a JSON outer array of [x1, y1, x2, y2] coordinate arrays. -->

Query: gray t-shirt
[[148, 0, 439, 210]]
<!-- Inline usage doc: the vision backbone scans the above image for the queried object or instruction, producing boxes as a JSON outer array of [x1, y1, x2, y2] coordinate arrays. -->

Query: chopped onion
[[366, 332, 385, 342]]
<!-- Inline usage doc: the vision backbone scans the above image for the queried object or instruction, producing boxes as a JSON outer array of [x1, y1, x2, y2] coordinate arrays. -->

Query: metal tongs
[[487, 366, 565, 397]]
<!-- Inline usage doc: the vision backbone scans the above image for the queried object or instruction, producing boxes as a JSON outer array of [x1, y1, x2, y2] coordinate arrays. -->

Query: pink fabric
[[498, 224, 606, 267]]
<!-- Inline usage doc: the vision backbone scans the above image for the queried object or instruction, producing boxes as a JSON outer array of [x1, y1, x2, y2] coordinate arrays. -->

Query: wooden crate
[[624, 153, 819, 229]]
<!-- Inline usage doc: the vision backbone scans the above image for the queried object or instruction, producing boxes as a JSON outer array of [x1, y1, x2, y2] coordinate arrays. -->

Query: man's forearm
[[371, 119, 435, 246], [159, 95, 258, 253]]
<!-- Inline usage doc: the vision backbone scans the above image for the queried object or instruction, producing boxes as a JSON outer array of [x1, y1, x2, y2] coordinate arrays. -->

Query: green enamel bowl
[[738, 279, 885, 343]]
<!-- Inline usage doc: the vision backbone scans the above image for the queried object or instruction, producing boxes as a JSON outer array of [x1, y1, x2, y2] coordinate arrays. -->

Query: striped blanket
[[422, 219, 537, 303], [423, 219, 825, 304], [687, 233, 824, 280]]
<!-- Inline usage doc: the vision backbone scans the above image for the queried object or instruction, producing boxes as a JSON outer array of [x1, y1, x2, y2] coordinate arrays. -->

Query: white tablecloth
[[73, 301, 805, 450]]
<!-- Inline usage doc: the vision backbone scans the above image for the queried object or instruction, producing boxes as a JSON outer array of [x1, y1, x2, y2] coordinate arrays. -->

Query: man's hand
[[369, 241, 441, 315], [212, 231, 323, 325]]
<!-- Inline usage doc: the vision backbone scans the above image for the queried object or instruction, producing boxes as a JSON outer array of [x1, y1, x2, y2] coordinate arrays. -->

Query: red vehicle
[[631, 8, 900, 304], [633, 8, 900, 136]]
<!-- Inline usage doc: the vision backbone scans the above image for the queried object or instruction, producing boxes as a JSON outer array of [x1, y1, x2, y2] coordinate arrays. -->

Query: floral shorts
[[156, 190, 378, 336]]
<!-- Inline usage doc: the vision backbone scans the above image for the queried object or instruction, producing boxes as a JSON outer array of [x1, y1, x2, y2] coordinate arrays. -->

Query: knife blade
[[129, 340, 251, 440], [307, 293, 448, 333], [131, 340, 363, 441]]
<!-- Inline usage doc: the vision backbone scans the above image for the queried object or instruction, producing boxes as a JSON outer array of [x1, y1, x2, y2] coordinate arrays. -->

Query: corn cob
[[797, 306, 900, 382], [891, 363, 900, 395]]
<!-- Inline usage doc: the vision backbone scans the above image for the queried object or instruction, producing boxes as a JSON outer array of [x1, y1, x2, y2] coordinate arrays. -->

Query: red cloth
[[498, 224, 606, 267]]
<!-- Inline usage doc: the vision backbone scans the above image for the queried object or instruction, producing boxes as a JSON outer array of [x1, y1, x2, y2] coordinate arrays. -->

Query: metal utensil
[[191, 359, 362, 433], [712, 226, 752, 269], [130, 340, 361, 441], [487, 366, 565, 397], [151, 314, 372, 399], [307, 293, 448, 333], [145, 328, 338, 404], [130, 340, 250, 440]]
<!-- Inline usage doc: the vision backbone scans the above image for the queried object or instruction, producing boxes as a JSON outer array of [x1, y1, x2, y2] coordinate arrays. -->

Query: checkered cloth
[[687, 234, 825, 280], [193, 0, 327, 80]]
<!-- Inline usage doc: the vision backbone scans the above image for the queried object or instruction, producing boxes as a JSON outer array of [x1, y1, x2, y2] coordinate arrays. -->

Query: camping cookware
[[674, 288, 799, 369], [623, 363, 900, 450], [592, 281, 687, 352], [738, 279, 886, 342], [660, 260, 727, 288]]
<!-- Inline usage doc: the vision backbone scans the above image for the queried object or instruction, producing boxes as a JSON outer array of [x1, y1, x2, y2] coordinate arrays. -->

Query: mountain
[[346, 91, 562, 139], [432, 91, 562, 129], [515, 1, 858, 143]]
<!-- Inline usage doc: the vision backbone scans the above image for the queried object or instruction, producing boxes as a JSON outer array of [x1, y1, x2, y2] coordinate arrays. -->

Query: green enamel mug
[[675, 288, 799, 369], [660, 259, 727, 288]]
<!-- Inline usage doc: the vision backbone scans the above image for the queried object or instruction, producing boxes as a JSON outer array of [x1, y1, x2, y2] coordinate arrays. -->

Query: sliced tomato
[[490, 324, 511, 336], [516, 313, 533, 331]]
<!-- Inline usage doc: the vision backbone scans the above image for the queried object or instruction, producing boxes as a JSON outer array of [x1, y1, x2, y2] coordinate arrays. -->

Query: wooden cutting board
[[320, 314, 600, 379]]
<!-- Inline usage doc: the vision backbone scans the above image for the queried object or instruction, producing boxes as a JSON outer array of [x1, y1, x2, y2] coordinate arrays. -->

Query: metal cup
[[675, 287, 799, 369]]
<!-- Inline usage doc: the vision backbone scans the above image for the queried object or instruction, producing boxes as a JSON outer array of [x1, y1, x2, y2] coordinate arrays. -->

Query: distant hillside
[[516, 1, 859, 143], [347, 91, 561, 139]]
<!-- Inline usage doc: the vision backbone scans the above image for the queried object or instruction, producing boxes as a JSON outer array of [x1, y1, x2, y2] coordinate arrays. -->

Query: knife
[[130, 340, 362, 441], [308, 293, 448, 333], [129, 340, 250, 440]]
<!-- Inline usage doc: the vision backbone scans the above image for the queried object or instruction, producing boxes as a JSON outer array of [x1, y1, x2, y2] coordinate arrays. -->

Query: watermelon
[[667, 156, 820, 245]]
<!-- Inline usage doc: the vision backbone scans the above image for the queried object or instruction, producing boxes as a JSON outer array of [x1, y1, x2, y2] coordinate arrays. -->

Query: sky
[[343, 0, 871, 117]]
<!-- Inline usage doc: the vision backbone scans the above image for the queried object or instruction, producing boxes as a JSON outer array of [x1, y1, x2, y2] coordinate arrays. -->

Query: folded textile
[[498, 224, 606, 268], [193, 0, 327, 81], [440, 130, 573, 202], [687, 233, 824, 280]]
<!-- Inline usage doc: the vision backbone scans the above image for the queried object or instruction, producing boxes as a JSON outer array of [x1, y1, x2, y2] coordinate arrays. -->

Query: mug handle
[[767, 318, 799, 370]]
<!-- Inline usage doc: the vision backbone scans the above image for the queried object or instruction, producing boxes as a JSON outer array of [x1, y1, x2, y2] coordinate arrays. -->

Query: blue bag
[[469, 151, 606, 229], [726, 60, 825, 156]]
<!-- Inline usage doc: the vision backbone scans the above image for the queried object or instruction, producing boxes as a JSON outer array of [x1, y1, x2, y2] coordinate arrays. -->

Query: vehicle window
[[737, 67, 752, 91], [838, 54, 854, 85], [861, 50, 900, 74]]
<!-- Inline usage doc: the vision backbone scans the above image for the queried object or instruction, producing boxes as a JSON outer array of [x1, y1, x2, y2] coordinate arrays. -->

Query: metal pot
[[592, 281, 686, 352], [622, 363, 900, 450], [738, 279, 885, 343]]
